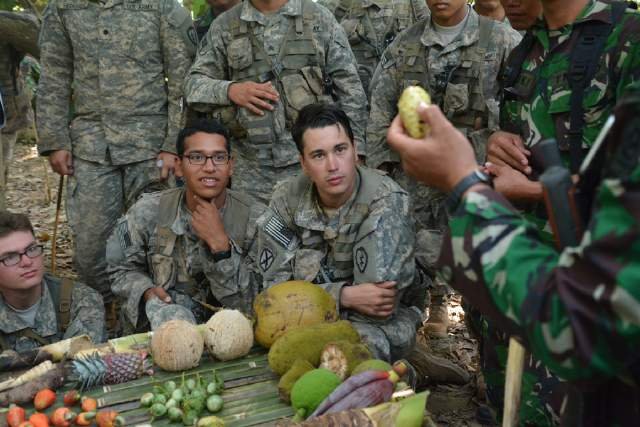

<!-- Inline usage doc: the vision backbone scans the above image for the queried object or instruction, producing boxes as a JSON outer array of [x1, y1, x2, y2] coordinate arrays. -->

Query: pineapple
[[65, 351, 153, 390], [397, 85, 432, 138]]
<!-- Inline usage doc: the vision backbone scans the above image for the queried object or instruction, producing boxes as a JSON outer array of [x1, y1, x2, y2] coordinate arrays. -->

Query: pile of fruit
[[4, 388, 122, 427], [139, 371, 224, 426]]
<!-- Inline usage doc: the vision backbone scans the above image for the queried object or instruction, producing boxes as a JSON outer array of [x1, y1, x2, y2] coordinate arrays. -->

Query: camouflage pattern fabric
[[438, 87, 640, 425], [184, 0, 367, 202], [317, 0, 429, 97], [0, 274, 106, 353], [36, 0, 195, 300], [106, 188, 265, 332], [256, 167, 425, 362]]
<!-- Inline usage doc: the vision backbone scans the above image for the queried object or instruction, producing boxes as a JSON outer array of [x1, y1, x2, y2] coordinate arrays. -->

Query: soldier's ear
[[176, 157, 184, 178], [228, 155, 235, 177]]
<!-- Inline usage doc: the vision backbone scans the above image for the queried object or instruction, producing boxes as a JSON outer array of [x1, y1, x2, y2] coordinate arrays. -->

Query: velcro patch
[[264, 215, 295, 249]]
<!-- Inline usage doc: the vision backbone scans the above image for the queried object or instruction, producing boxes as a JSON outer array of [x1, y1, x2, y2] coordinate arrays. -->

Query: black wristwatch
[[446, 169, 493, 213], [212, 249, 232, 262]]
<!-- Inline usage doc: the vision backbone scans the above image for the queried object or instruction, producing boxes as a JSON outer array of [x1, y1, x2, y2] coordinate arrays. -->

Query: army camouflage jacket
[[106, 188, 265, 328], [439, 88, 640, 424], [184, 0, 368, 166], [367, 6, 521, 169], [0, 274, 106, 353], [317, 0, 429, 96], [36, 0, 196, 164], [256, 167, 421, 317], [501, 1, 640, 170]]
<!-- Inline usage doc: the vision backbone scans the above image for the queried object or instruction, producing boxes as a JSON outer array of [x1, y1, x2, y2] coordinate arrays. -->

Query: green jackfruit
[[268, 320, 360, 375], [351, 359, 393, 376], [278, 359, 315, 403], [291, 368, 341, 419], [319, 340, 372, 380]]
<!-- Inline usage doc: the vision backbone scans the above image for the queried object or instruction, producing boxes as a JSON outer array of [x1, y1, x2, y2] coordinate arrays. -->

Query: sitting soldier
[[256, 103, 425, 362], [0, 211, 106, 352], [106, 119, 265, 332]]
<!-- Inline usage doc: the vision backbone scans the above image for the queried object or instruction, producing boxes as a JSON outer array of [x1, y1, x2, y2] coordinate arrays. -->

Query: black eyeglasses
[[0, 244, 44, 267], [184, 152, 230, 166]]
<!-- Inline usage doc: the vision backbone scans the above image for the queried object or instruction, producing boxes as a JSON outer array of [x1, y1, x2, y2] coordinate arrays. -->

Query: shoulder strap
[[154, 189, 183, 256], [501, 31, 536, 93], [476, 15, 496, 52], [45, 276, 74, 333], [567, 2, 627, 172]]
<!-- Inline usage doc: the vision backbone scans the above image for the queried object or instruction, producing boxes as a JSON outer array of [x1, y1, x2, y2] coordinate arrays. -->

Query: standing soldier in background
[[317, 0, 430, 98], [36, 0, 196, 327], [367, 0, 520, 338], [194, 0, 241, 41], [184, 0, 367, 205]]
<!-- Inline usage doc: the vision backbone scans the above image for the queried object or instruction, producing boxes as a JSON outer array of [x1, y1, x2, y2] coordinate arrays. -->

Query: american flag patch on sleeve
[[264, 215, 295, 249]]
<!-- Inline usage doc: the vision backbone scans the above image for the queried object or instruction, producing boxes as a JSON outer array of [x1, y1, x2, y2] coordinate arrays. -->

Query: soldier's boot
[[407, 342, 470, 387], [425, 294, 449, 338]]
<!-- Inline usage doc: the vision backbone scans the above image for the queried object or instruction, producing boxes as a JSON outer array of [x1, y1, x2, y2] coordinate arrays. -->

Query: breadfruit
[[151, 319, 203, 371], [319, 341, 372, 380], [268, 320, 360, 375], [397, 85, 432, 138], [351, 359, 393, 376], [291, 369, 342, 419], [254, 280, 338, 348], [278, 359, 315, 403], [204, 309, 253, 361]]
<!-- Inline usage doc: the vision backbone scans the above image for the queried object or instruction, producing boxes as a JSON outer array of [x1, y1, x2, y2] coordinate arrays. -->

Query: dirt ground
[[6, 136, 486, 426]]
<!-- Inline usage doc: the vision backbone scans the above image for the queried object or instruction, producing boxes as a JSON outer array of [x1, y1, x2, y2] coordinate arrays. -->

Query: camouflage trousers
[[466, 307, 568, 426], [67, 157, 167, 303], [231, 151, 301, 205], [349, 305, 424, 362]]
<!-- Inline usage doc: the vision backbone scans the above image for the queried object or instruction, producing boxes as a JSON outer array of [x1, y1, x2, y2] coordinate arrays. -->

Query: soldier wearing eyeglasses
[[0, 212, 106, 353], [106, 120, 265, 332]]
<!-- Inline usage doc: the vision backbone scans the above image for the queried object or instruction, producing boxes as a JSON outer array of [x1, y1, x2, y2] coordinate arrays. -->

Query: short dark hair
[[291, 103, 354, 154], [0, 211, 34, 239], [176, 119, 231, 157]]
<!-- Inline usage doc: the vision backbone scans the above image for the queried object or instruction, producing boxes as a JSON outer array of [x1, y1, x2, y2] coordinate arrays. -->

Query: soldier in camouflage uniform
[[256, 104, 425, 361], [367, 0, 521, 337], [184, 0, 367, 205], [194, 0, 241, 41], [0, 212, 105, 353], [317, 0, 429, 98], [387, 74, 640, 427], [106, 120, 265, 332], [36, 0, 197, 306], [473, 1, 640, 423]]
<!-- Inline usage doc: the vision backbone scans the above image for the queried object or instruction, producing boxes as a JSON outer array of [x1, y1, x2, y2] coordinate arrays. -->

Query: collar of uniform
[[0, 281, 58, 337], [241, 0, 302, 25], [421, 5, 479, 51], [293, 167, 362, 231], [572, 0, 613, 26]]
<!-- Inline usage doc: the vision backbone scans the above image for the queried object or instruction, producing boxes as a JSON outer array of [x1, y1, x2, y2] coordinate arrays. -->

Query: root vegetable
[[6, 404, 25, 427], [34, 388, 56, 411], [0, 361, 55, 393], [28, 413, 50, 427], [0, 365, 65, 406]]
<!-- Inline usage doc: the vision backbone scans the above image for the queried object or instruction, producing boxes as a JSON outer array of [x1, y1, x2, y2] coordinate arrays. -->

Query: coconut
[[204, 309, 254, 361], [150, 319, 203, 371]]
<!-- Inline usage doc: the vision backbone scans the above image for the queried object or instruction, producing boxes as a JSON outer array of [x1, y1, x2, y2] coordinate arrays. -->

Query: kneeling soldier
[[107, 120, 265, 332], [0, 212, 106, 352]]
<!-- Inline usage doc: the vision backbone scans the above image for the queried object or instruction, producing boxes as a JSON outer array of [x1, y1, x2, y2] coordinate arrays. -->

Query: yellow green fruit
[[278, 359, 315, 403], [268, 320, 360, 375], [319, 341, 372, 380], [351, 359, 393, 376], [397, 85, 432, 138], [291, 369, 342, 419], [253, 280, 338, 348]]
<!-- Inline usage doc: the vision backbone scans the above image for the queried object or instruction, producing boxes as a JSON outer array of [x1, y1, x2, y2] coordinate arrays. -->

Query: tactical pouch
[[150, 254, 176, 289]]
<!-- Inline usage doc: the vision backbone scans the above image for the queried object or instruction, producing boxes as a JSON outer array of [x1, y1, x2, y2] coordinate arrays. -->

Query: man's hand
[[191, 195, 230, 254], [340, 281, 397, 318], [49, 150, 74, 176], [484, 162, 543, 202], [486, 131, 531, 175], [386, 104, 477, 192], [144, 287, 172, 303], [228, 81, 279, 116], [157, 151, 179, 179]]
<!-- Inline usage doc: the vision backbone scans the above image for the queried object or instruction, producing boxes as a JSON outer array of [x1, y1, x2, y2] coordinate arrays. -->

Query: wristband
[[446, 169, 493, 213], [212, 249, 232, 262]]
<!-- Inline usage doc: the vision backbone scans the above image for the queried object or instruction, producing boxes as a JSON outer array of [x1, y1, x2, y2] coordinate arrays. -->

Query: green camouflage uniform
[[317, 0, 429, 97], [256, 167, 426, 361], [106, 188, 265, 331], [439, 86, 640, 426], [194, 7, 217, 42], [0, 274, 106, 353], [184, 0, 367, 205], [472, 3, 640, 424], [36, 0, 196, 301]]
